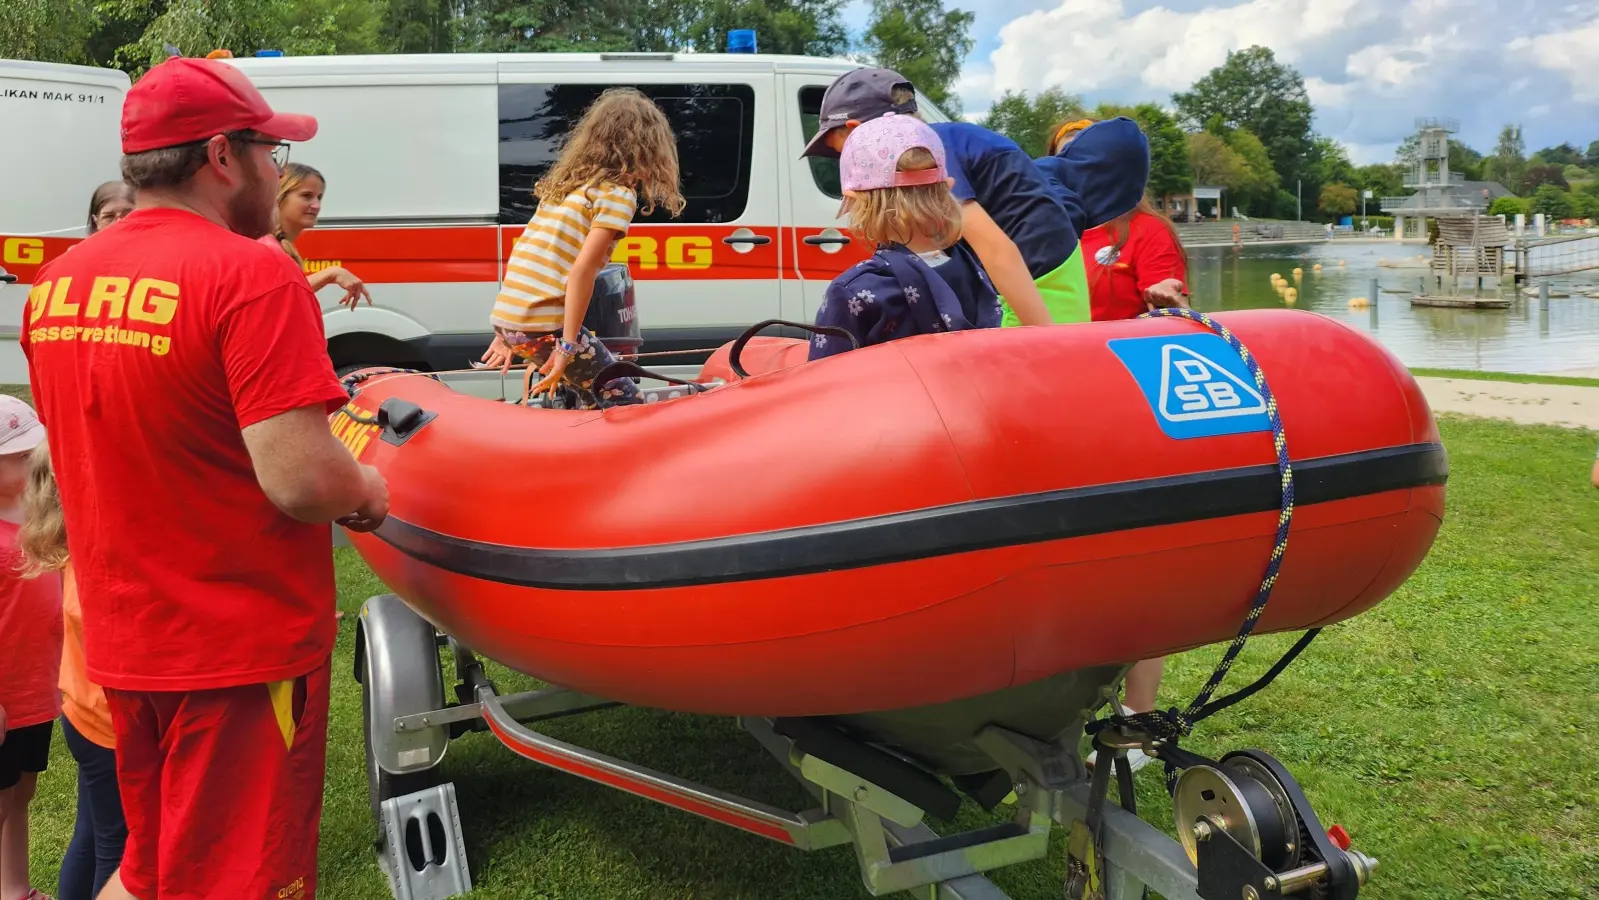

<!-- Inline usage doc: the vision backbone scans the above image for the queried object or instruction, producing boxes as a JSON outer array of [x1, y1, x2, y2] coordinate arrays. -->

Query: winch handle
[[727, 319, 857, 379]]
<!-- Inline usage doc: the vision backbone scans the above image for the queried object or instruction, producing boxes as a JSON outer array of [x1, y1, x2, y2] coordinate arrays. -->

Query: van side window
[[798, 86, 842, 200], [498, 83, 755, 225]]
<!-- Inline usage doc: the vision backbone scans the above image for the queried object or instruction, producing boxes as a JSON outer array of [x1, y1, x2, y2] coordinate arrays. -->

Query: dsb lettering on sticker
[[1107, 333, 1272, 440]]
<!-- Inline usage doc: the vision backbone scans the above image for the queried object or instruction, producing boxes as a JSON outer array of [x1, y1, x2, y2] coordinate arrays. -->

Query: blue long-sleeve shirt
[[1032, 116, 1152, 236], [808, 243, 1001, 361]]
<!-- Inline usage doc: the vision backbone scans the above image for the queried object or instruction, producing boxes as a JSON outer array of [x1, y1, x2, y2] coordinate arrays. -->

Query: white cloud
[[1511, 17, 1599, 102], [966, 0, 1599, 166]]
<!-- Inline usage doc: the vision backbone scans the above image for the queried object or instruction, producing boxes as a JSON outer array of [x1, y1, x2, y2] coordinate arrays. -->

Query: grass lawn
[[1409, 368, 1599, 389], [14, 416, 1599, 900]]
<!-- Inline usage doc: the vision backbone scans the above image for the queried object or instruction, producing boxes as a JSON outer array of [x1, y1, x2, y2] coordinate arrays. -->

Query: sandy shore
[[1417, 377, 1599, 430]]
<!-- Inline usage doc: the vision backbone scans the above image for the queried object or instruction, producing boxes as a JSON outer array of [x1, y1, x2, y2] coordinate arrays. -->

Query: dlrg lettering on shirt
[[25, 275, 178, 357]]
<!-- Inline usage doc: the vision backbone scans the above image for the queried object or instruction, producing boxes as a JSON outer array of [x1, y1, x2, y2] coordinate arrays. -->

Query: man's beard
[[227, 163, 276, 239]]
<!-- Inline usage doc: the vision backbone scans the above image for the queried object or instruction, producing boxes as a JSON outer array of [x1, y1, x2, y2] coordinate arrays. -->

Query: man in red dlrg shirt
[[22, 57, 388, 900]]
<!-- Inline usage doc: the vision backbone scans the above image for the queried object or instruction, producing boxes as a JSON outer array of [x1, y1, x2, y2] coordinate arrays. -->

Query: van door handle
[[803, 235, 851, 246], [722, 235, 771, 246]]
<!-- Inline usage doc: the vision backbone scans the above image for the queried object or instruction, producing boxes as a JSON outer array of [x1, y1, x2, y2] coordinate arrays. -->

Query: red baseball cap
[[121, 57, 317, 154]]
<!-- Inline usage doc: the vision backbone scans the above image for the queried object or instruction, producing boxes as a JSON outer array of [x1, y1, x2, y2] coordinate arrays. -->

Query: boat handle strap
[[589, 359, 710, 400], [727, 319, 858, 379]]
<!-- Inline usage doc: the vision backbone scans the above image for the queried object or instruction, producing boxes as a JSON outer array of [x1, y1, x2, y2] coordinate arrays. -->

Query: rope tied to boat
[[1088, 307, 1317, 779]]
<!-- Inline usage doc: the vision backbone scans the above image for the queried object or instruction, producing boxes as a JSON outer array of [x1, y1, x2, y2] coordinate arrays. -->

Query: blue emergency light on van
[[727, 30, 757, 53], [255, 49, 284, 57]]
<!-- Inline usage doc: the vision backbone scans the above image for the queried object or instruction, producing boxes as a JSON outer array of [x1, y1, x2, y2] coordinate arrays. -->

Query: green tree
[[1530, 184, 1574, 219], [1318, 182, 1357, 217], [644, 0, 848, 55], [1487, 195, 1527, 218], [1091, 102, 1192, 199], [380, 0, 462, 53], [1573, 191, 1599, 222], [863, 0, 974, 114], [464, 0, 634, 51], [1449, 142, 1485, 181], [99, 0, 389, 68], [1521, 163, 1569, 194], [978, 87, 1085, 158], [1531, 142, 1583, 167], [1305, 137, 1356, 188], [1564, 164, 1592, 185], [0, 0, 97, 64], [1356, 163, 1405, 199], [1586, 140, 1599, 169], [1187, 131, 1247, 191], [1483, 124, 1526, 189], [1172, 46, 1313, 190], [1224, 127, 1280, 215]]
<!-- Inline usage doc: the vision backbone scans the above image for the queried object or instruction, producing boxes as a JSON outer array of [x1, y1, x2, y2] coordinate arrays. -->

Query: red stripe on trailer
[[482, 714, 799, 845]]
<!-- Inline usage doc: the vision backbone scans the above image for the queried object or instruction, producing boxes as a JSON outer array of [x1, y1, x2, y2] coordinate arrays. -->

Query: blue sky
[[842, 0, 1599, 166]]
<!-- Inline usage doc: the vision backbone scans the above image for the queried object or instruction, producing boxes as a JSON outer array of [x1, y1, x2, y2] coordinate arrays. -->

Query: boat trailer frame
[[357, 593, 1365, 900]]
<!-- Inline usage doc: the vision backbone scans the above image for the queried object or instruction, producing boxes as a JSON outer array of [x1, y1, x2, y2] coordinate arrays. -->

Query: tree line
[[0, 0, 974, 110], [983, 46, 1599, 225], [8, 5, 1594, 224]]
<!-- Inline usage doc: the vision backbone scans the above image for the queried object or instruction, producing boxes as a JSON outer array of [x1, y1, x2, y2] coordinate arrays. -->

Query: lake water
[[1186, 241, 1599, 374]]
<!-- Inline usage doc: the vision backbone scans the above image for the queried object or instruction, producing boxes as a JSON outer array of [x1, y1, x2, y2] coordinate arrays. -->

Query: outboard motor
[[582, 263, 641, 359]]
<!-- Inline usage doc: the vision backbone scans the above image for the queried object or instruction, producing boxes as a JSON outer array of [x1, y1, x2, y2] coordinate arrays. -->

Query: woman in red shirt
[[1048, 119, 1189, 320], [1081, 197, 1190, 320]]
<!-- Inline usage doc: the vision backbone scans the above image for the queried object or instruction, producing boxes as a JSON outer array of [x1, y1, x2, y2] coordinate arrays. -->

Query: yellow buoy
[[1283, 287, 1298, 304], [1313, 263, 1323, 271], [1292, 267, 1303, 276], [1338, 260, 1346, 266], [1348, 297, 1369, 308], [1271, 273, 1282, 281]]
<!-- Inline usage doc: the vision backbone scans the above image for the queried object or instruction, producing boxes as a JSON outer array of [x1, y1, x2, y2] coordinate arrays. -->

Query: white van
[[223, 52, 949, 372], [0, 59, 130, 383], [1, 52, 951, 376]]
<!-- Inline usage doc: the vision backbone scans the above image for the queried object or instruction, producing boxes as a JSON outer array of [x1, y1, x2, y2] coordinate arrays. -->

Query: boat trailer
[[357, 593, 1378, 900]]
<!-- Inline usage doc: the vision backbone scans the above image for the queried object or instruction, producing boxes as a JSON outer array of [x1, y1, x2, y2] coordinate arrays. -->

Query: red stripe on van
[[2, 225, 790, 286]]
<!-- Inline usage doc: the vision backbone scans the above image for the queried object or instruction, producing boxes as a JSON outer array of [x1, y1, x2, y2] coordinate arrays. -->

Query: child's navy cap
[[801, 68, 918, 160]]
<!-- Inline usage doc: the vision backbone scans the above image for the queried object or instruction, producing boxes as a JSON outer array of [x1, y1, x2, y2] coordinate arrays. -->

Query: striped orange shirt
[[491, 182, 638, 332]]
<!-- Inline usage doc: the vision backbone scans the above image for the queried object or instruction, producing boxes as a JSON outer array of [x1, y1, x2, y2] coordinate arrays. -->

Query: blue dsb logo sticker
[[1107, 333, 1272, 440]]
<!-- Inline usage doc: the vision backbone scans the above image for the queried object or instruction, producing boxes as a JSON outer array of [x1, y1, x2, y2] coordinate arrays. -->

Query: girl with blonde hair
[[808, 113, 1002, 360], [19, 442, 128, 900], [482, 87, 685, 406]]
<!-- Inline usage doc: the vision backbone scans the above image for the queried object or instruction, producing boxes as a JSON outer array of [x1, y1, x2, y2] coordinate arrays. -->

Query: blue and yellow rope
[[1095, 307, 1296, 742]]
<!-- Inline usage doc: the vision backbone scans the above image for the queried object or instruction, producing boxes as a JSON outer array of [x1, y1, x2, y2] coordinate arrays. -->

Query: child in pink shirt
[[0, 396, 63, 900]]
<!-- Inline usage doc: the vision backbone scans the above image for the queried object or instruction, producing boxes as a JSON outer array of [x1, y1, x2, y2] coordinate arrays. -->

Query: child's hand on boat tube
[[525, 348, 571, 403], [481, 336, 515, 374]]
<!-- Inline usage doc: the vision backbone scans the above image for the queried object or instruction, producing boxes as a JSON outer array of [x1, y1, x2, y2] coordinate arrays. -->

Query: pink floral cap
[[0, 395, 44, 456], [838, 113, 948, 214]]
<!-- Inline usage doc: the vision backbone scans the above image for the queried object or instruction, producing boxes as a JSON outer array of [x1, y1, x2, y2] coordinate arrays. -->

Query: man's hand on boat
[[334, 464, 391, 533], [481, 335, 516, 374], [1143, 278, 1190, 311]]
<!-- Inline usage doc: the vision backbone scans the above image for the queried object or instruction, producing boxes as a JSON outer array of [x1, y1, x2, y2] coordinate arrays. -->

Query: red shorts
[[106, 657, 331, 900]]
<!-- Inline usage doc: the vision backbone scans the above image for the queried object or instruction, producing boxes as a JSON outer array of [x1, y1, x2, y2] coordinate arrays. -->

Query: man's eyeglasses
[[239, 137, 291, 169]]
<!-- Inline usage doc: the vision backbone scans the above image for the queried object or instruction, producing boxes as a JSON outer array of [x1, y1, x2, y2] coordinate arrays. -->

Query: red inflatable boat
[[337, 309, 1445, 735]]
